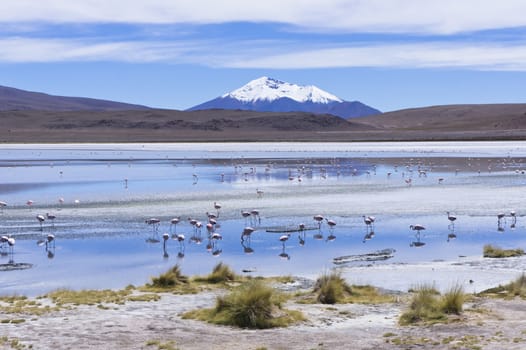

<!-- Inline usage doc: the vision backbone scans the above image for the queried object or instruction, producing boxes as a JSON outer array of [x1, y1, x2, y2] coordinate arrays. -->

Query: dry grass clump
[[46, 289, 132, 306], [479, 273, 526, 298], [183, 279, 304, 329], [314, 272, 352, 304], [193, 262, 239, 284], [142, 265, 198, 294], [441, 284, 465, 315], [483, 244, 525, 258], [399, 284, 465, 325], [150, 265, 189, 288], [145, 339, 178, 350], [0, 295, 57, 315], [45, 288, 160, 307], [0, 336, 26, 350], [295, 272, 393, 304]]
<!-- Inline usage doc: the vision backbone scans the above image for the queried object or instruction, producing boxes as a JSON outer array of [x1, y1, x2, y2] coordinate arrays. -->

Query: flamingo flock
[[1, 152, 524, 269]]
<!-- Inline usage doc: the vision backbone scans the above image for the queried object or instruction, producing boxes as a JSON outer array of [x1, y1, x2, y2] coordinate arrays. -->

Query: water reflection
[[409, 224, 426, 247], [2, 143, 526, 295]]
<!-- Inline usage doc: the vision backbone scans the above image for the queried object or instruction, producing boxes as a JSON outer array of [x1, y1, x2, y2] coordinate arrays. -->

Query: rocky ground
[[1, 279, 526, 350]]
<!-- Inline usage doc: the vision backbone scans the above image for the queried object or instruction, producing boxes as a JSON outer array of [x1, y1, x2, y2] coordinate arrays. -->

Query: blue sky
[[1, 0, 526, 112]]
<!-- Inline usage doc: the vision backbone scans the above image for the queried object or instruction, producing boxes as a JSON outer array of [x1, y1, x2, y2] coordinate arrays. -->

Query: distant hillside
[[188, 77, 381, 118], [0, 109, 371, 142], [353, 104, 526, 131], [1, 102, 526, 142], [0, 85, 150, 111]]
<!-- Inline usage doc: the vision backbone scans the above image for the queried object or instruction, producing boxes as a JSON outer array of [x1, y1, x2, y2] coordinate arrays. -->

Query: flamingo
[[0, 236, 9, 252], [170, 217, 180, 233], [174, 233, 185, 246], [7, 236, 15, 257], [36, 214, 45, 231], [145, 218, 161, 242], [1, 236, 15, 258], [409, 224, 425, 233], [208, 217, 217, 227], [446, 212, 457, 228], [313, 215, 324, 229], [46, 213, 56, 227], [325, 218, 336, 230], [213, 202, 221, 217], [279, 234, 290, 243], [26, 200, 34, 209], [362, 215, 373, 228], [241, 226, 255, 241], [409, 224, 426, 247], [241, 210, 251, 224], [250, 209, 261, 226], [206, 223, 214, 235]]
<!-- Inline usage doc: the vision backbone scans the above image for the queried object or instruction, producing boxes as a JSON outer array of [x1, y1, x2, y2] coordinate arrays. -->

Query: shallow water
[[1, 142, 526, 295]]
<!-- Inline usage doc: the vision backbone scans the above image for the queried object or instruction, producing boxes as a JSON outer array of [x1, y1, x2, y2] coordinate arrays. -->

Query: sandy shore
[[2, 277, 526, 350]]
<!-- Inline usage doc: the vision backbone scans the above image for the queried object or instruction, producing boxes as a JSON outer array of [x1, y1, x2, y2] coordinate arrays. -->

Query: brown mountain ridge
[[1, 104, 526, 142]]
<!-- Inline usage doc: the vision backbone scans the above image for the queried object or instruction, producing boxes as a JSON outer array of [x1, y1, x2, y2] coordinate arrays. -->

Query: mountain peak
[[222, 76, 343, 104]]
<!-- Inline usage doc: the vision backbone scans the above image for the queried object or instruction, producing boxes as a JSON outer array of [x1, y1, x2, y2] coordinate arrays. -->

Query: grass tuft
[[479, 273, 526, 298], [399, 284, 465, 325], [483, 244, 524, 258], [193, 262, 239, 284], [150, 265, 188, 288], [313, 272, 352, 304], [183, 279, 304, 329], [45, 289, 131, 306], [441, 284, 465, 315]]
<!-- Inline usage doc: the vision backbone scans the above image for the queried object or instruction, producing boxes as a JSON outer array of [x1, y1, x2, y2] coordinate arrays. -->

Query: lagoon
[[1, 142, 526, 296]]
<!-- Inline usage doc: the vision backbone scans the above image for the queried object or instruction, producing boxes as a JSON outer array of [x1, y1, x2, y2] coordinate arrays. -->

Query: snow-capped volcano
[[222, 76, 343, 104], [188, 77, 380, 119]]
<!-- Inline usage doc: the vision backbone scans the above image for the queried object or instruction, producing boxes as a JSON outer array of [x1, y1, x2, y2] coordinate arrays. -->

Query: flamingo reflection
[[279, 234, 291, 260], [1, 236, 15, 262], [510, 210, 517, 229], [298, 223, 306, 246], [145, 218, 160, 243], [162, 233, 170, 258], [241, 239, 254, 254]]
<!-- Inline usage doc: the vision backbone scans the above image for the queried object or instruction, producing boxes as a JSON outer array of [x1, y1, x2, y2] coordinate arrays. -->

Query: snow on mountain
[[222, 76, 343, 104], [188, 77, 381, 119]]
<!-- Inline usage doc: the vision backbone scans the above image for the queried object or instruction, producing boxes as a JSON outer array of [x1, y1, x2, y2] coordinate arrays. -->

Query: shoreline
[[2, 270, 526, 350]]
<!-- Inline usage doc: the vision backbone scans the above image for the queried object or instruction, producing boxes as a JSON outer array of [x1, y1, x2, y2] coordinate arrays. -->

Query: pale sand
[[2, 279, 526, 350]]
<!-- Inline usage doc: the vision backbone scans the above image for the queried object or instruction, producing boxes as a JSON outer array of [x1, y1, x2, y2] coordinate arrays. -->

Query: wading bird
[[313, 215, 324, 229], [241, 226, 255, 242], [325, 218, 336, 231], [46, 213, 56, 227], [446, 212, 457, 228], [36, 214, 45, 231], [409, 224, 425, 233]]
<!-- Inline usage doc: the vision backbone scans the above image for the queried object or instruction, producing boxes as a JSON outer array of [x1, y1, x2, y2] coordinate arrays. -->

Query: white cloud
[[1, 0, 526, 34], [0, 37, 193, 63], [3, 37, 526, 72], [224, 43, 526, 70]]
